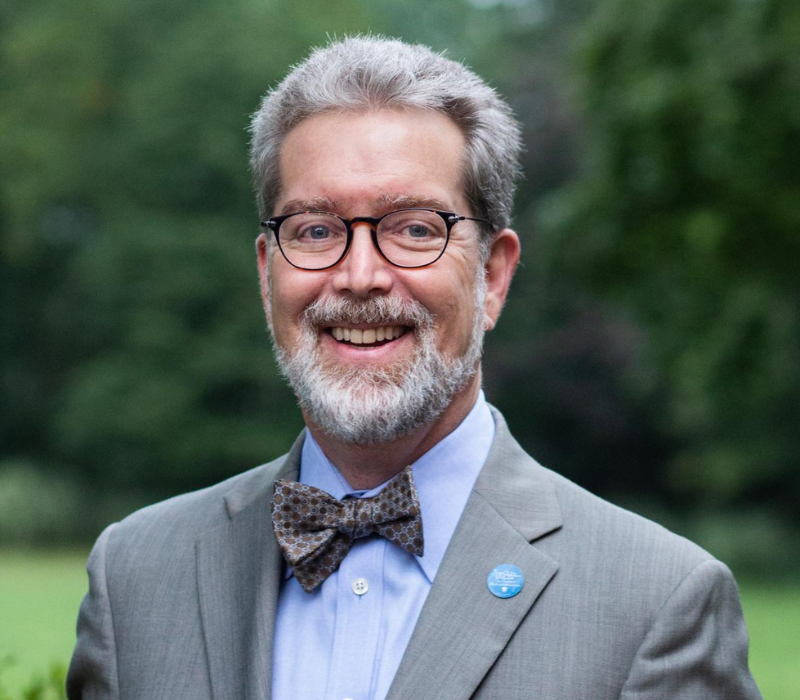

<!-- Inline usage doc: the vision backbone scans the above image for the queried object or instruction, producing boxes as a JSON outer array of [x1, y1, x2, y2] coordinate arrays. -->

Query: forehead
[[276, 108, 469, 215]]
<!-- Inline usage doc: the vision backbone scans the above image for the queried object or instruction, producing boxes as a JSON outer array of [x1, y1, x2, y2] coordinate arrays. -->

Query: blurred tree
[[539, 0, 800, 518], [2, 0, 797, 559], [3, 0, 583, 498], [0, 0, 384, 492]]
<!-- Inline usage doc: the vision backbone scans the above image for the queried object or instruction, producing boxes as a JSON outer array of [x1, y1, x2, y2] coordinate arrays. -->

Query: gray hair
[[249, 36, 522, 251]]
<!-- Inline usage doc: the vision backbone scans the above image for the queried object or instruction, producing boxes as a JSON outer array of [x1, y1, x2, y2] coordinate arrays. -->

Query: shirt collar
[[298, 391, 496, 583]]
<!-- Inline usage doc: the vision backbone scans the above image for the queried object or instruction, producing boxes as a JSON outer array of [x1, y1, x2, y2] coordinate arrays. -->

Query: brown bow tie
[[272, 466, 424, 593]]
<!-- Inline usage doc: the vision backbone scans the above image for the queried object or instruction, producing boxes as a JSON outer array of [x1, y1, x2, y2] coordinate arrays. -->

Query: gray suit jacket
[[68, 410, 761, 699]]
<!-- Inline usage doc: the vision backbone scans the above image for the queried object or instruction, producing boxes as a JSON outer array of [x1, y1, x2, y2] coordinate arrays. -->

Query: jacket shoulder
[[486, 407, 714, 575], [534, 465, 723, 615], [100, 450, 293, 567], [549, 466, 712, 564]]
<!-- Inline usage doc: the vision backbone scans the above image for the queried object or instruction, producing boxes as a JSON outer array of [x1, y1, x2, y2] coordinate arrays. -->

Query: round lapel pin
[[487, 564, 524, 599]]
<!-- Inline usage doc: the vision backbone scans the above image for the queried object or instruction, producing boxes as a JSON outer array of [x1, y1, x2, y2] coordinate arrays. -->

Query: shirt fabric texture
[[271, 392, 496, 700]]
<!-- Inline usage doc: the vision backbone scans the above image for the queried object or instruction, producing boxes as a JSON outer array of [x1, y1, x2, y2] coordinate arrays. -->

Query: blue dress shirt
[[271, 392, 496, 700]]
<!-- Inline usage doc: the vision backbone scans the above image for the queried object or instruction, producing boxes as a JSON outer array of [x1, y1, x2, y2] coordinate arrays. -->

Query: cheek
[[429, 279, 480, 353], [270, 293, 300, 341], [268, 268, 326, 339]]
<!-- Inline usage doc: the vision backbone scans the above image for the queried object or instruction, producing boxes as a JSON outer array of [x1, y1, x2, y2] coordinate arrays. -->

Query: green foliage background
[[1, 0, 798, 570]]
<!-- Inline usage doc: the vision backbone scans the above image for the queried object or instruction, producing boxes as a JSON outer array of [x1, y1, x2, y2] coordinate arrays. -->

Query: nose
[[332, 222, 393, 297]]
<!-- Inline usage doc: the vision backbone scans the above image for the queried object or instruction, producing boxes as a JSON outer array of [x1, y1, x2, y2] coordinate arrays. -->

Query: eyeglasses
[[261, 208, 493, 270]]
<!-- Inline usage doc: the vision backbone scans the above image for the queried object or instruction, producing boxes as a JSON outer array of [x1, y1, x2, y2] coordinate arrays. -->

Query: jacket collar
[[385, 407, 563, 700], [198, 407, 562, 700]]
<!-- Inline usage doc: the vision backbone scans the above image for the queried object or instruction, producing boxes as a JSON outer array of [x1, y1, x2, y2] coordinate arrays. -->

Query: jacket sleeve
[[620, 558, 762, 699], [67, 524, 120, 700]]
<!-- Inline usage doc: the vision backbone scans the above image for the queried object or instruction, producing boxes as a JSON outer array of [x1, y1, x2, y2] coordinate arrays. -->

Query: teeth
[[330, 325, 405, 345]]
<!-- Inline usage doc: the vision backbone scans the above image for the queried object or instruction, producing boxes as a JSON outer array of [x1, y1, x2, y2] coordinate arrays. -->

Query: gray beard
[[270, 280, 486, 445]]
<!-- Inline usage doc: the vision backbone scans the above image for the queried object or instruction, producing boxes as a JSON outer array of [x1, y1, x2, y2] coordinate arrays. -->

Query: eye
[[302, 224, 332, 240], [281, 213, 347, 245], [406, 223, 431, 238], [381, 211, 445, 239]]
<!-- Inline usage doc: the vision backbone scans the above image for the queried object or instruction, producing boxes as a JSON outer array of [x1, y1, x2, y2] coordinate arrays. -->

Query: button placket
[[325, 538, 385, 700], [352, 577, 369, 596]]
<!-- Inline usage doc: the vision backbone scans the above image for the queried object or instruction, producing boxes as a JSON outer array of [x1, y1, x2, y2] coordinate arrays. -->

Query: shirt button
[[351, 577, 369, 596]]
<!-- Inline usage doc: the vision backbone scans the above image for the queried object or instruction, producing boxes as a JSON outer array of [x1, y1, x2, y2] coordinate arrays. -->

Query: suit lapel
[[196, 435, 304, 700], [195, 411, 560, 700], [386, 410, 562, 700]]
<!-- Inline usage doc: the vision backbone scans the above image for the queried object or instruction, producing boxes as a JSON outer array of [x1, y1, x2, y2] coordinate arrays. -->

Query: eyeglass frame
[[260, 208, 495, 271]]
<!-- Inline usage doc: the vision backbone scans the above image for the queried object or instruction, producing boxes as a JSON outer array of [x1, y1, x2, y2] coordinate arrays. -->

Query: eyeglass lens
[[276, 210, 448, 270]]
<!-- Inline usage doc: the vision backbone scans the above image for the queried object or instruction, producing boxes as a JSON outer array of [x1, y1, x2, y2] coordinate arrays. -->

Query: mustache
[[300, 295, 434, 329]]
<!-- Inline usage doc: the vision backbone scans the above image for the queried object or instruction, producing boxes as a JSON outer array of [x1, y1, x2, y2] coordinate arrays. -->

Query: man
[[68, 37, 761, 699]]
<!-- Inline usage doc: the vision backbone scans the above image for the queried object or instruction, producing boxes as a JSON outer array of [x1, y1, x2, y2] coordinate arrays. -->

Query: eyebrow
[[278, 196, 338, 216], [276, 193, 454, 217], [375, 194, 452, 212]]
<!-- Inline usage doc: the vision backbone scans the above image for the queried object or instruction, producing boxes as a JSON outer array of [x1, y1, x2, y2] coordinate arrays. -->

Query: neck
[[305, 374, 482, 490]]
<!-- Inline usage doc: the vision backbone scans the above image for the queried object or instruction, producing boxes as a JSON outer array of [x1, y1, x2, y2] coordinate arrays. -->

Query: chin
[[277, 328, 479, 445]]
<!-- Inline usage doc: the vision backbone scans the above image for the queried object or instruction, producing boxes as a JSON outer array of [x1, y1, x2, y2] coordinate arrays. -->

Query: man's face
[[257, 108, 504, 443]]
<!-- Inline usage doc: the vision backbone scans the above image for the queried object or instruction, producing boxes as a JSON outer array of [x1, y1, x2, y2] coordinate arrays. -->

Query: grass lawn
[[0, 550, 89, 694], [1, 550, 798, 697], [740, 579, 800, 700]]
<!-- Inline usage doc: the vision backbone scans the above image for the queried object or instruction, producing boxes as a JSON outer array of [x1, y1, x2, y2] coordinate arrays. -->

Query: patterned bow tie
[[272, 466, 424, 593]]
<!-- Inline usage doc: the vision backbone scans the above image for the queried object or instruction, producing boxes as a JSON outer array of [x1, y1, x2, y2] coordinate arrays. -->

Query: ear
[[482, 228, 520, 331], [256, 233, 272, 326]]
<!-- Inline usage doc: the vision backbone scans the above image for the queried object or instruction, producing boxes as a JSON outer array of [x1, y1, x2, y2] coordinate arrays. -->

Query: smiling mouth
[[327, 325, 409, 346]]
